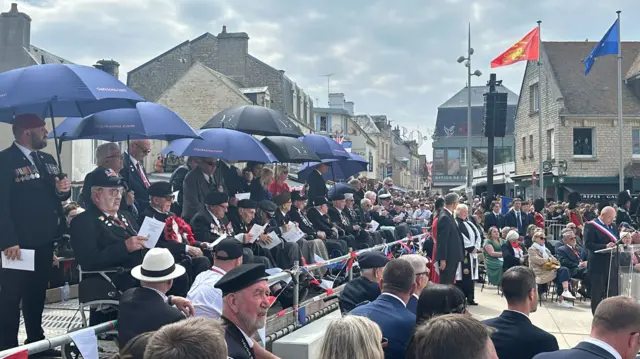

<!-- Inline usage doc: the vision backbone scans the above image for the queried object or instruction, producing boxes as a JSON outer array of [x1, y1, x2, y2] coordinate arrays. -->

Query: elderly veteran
[[339, 251, 390, 313], [227, 199, 273, 269]]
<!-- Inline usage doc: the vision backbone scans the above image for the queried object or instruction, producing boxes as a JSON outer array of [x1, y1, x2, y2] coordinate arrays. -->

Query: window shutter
[[315, 115, 321, 131]]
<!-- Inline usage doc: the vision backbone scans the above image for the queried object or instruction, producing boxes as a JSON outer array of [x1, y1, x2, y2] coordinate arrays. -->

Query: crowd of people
[[3, 113, 640, 359]]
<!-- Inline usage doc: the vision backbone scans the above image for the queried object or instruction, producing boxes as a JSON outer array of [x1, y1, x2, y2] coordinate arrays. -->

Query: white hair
[[95, 142, 120, 166], [401, 254, 429, 274], [364, 191, 377, 201], [455, 203, 468, 217]]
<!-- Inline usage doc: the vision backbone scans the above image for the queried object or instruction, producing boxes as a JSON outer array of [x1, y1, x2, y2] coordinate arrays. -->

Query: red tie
[[137, 163, 150, 188]]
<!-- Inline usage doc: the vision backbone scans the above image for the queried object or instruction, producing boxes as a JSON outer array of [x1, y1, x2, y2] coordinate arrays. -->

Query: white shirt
[[15, 142, 35, 166], [381, 293, 407, 308], [239, 326, 255, 348], [187, 266, 226, 319], [129, 154, 149, 182], [582, 337, 621, 359]]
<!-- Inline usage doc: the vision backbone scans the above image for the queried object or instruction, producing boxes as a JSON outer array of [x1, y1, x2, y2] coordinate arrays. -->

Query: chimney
[[93, 59, 120, 79], [0, 3, 31, 50], [216, 25, 249, 84], [344, 101, 354, 116], [328, 93, 345, 109]]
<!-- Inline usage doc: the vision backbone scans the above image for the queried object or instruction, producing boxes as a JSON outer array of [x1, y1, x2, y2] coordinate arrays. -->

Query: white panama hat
[[131, 248, 186, 282]]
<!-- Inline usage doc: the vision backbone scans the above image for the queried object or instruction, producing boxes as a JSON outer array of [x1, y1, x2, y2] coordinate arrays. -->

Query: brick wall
[[514, 60, 563, 176], [246, 55, 284, 112]]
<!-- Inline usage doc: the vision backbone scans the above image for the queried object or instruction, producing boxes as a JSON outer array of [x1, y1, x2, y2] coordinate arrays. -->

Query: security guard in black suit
[[339, 251, 389, 313], [0, 114, 71, 354], [305, 163, 328, 208]]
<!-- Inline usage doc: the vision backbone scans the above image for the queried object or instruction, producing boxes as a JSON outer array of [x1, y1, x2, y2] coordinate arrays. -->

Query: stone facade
[[127, 27, 314, 133]]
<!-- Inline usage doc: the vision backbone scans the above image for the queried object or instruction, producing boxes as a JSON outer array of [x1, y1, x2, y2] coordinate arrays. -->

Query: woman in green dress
[[482, 226, 504, 286]]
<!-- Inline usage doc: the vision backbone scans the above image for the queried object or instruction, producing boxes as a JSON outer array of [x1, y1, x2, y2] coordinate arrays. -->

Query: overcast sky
[[8, 0, 637, 159]]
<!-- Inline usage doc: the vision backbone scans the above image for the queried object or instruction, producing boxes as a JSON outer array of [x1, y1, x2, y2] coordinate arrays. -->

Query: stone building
[[127, 26, 314, 133], [431, 85, 518, 193], [512, 41, 640, 201]]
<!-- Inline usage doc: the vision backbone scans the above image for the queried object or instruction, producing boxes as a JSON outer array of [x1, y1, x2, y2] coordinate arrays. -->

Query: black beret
[[213, 238, 243, 260], [331, 193, 345, 201], [258, 200, 278, 214], [238, 199, 257, 209], [291, 191, 306, 202], [91, 167, 123, 188], [214, 263, 269, 296], [314, 196, 328, 206], [273, 191, 291, 206], [148, 181, 172, 197], [205, 191, 229, 206], [358, 251, 390, 269]]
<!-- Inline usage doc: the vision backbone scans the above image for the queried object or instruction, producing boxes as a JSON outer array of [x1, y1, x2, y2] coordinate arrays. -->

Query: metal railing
[[0, 234, 426, 357], [0, 321, 117, 358]]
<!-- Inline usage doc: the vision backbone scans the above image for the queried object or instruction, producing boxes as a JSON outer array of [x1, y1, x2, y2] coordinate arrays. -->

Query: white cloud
[[372, 74, 400, 86]]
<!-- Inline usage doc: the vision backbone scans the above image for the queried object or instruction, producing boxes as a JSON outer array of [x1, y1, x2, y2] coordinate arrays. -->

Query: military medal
[[29, 166, 37, 179], [18, 167, 26, 182]]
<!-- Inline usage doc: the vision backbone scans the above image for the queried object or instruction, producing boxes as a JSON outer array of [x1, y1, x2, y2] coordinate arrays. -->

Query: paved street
[[19, 283, 592, 356]]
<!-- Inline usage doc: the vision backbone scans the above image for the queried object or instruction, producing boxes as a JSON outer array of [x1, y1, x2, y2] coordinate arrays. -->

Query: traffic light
[[483, 92, 508, 138]]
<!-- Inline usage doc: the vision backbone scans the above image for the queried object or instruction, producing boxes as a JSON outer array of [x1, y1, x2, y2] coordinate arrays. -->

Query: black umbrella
[[201, 105, 304, 138], [261, 136, 320, 163]]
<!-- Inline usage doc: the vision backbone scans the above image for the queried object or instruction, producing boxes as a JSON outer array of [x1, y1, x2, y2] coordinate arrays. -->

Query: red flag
[[2, 350, 28, 359], [491, 27, 540, 68]]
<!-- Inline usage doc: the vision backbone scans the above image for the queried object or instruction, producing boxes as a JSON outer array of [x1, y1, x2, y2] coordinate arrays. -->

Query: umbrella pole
[[48, 103, 66, 179]]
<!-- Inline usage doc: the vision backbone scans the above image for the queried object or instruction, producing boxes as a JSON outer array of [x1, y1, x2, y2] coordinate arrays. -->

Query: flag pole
[[616, 10, 623, 191], [537, 20, 544, 200]]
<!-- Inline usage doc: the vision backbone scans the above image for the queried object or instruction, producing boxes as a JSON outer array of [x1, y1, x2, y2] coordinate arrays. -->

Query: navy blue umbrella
[[0, 63, 143, 169], [297, 152, 368, 182], [162, 128, 278, 163], [47, 102, 199, 142], [201, 105, 304, 138], [298, 134, 350, 160], [328, 183, 357, 198]]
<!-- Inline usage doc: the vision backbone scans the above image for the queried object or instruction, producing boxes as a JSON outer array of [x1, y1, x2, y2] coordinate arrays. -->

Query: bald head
[[599, 206, 616, 225], [130, 139, 151, 161]]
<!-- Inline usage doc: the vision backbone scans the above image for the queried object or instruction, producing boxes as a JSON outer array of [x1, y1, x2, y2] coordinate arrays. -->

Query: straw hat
[[131, 248, 185, 282]]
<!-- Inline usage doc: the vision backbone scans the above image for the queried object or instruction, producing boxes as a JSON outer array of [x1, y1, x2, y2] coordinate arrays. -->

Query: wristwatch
[[166, 295, 173, 306]]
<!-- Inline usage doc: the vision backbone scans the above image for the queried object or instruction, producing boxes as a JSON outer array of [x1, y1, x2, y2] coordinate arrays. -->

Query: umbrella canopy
[[261, 136, 320, 163], [0, 64, 143, 123], [47, 102, 199, 142], [328, 183, 357, 199], [297, 152, 368, 182], [298, 134, 350, 160], [162, 128, 278, 163], [201, 105, 304, 138]]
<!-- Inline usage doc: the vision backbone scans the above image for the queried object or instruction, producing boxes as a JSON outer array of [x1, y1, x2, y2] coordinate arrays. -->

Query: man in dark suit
[[169, 157, 198, 215], [307, 197, 349, 255], [584, 206, 628, 314], [181, 157, 218, 222], [435, 193, 464, 284], [339, 251, 389, 313], [505, 198, 529, 236], [118, 248, 194, 348], [0, 114, 72, 355], [305, 163, 328, 207], [483, 266, 559, 359], [484, 200, 505, 232], [121, 139, 152, 213], [351, 258, 417, 359], [402, 254, 430, 315], [534, 296, 640, 359], [556, 229, 590, 298]]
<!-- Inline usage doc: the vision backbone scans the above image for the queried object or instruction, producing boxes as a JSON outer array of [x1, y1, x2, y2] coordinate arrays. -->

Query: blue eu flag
[[584, 19, 620, 75]]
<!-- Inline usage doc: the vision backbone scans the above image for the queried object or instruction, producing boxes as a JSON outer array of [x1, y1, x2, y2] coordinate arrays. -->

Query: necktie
[[516, 212, 522, 230], [137, 163, 150, 188], [30, 151, 45, 175]]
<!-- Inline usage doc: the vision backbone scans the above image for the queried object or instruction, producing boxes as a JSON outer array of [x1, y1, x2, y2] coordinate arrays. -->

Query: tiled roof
[[439, 85, 518, 108], [28, 45, 73, 65], [542, 41, 640, 116]]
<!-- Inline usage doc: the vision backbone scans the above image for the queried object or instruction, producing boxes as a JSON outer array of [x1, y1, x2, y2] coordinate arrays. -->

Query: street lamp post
[[458, 23, 483, 199]]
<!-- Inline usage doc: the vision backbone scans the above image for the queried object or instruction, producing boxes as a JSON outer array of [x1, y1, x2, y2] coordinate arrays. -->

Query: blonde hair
[[274, 165, 288, 181], [454, 203, 468, 218], [260, 167, 274, 187], [320, 316, 384, 359]]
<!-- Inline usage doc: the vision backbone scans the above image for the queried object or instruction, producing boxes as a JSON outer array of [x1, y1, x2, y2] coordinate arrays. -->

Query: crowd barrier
[[0, 234, 427, 358]]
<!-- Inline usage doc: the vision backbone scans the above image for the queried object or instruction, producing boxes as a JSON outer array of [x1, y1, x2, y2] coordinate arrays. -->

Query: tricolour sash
[[588, 219, 617, 243]]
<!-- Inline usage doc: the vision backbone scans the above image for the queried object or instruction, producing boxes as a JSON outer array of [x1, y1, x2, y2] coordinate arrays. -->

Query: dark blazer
[[117, 287, 184, 348], [70, 205, 144, 271], [328, 205, 353, 235], [0, 144, 70, 250], [306, 169, 327, 205], [501, 242, 523, 272], [223, 317, 256, 359], [533, 341, 618, 359], [350, 294, 416, 359], [120, 154, 150, 213], [407, 295, 418, 315], [584, 220, 619, 275], [190, 207, 232, 244], [339, 276, 381, 314], [505, 210, 529, 236], [307, 207, 336, 235], [435, 209, 464, 264], [169, 164, 190, 214], [181, 167, 215, 221], [484, 211, 505, 232], [289, 207, 316, 237], [556, 244, 585, 271], [483, 310, 559, 359]]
